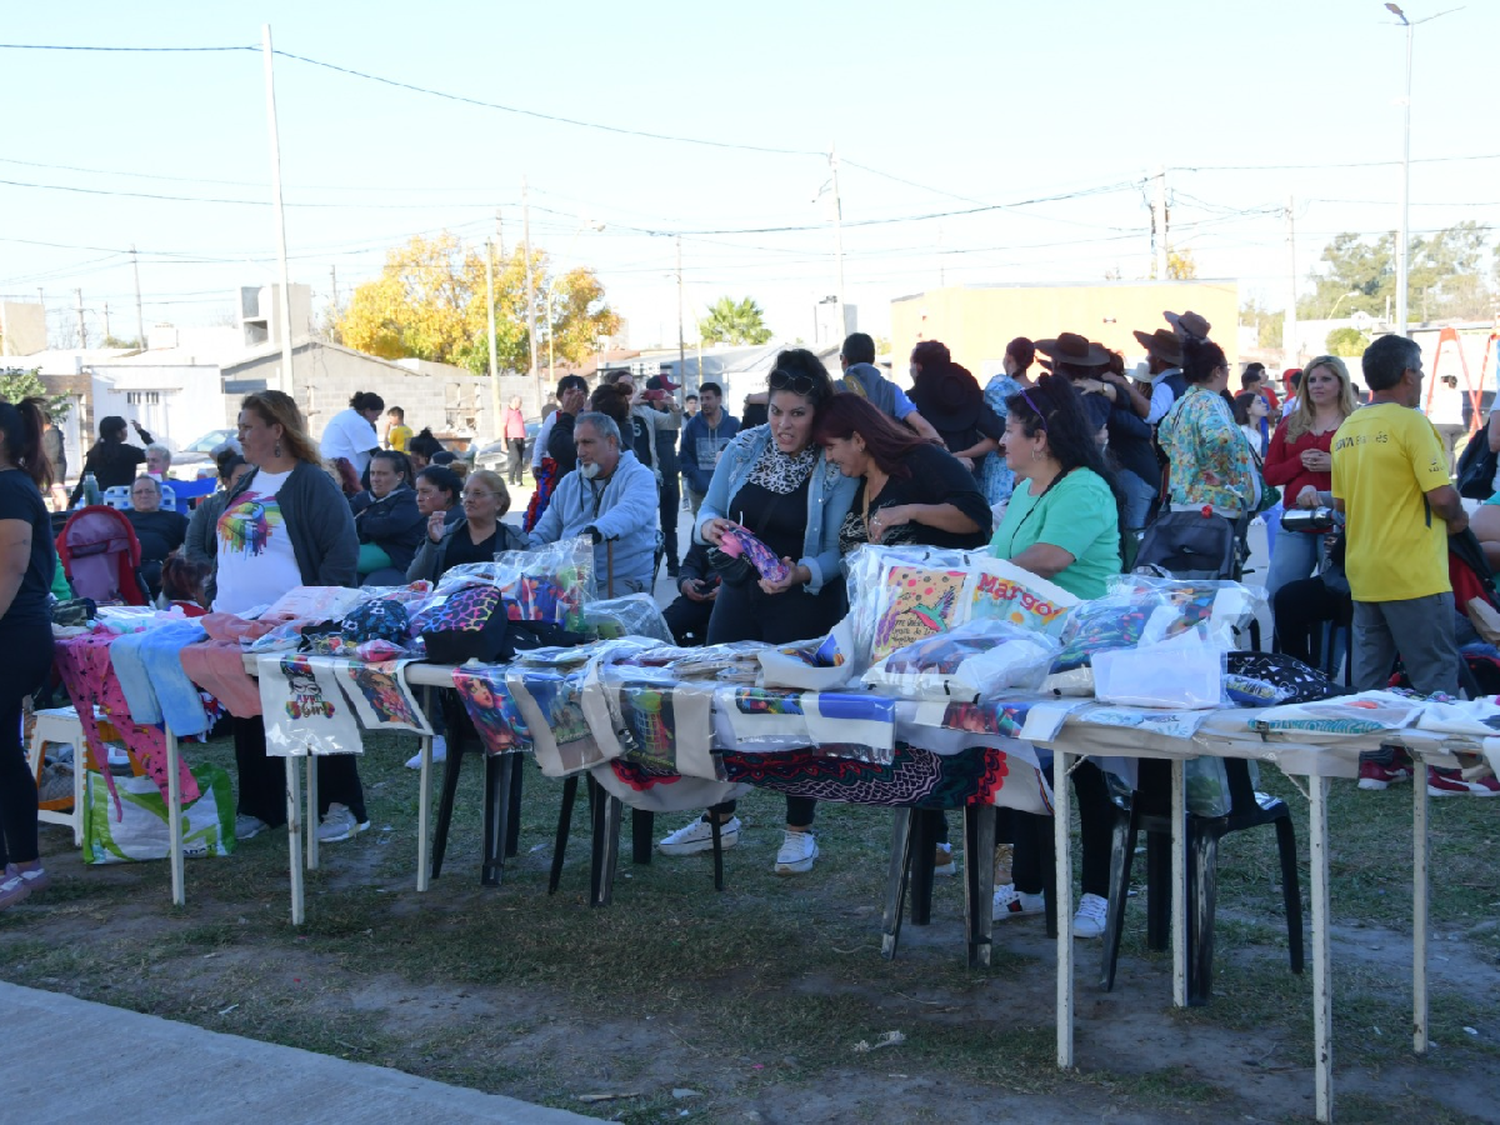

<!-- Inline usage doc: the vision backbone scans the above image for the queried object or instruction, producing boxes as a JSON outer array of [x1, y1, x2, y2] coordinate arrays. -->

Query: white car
[[167, 428, 239, 481]]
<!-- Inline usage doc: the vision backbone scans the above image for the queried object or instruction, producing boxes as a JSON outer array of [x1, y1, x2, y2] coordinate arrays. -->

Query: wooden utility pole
[[131, 245, 145, 349], [74, 289, 87, 348], [486, 237, 500, 437], [1152, 166, 1168, 280], [676, 235, 686, 398], [523, 177, 540, 406]]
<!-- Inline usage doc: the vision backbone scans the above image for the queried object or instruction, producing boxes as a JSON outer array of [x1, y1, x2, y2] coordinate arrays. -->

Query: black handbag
[[1135, 509, 1246, 581], [707, 546, 755, 587], [1456, 427, 1496, 500]]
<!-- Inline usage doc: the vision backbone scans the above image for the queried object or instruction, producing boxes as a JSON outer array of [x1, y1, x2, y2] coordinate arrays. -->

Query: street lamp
[[546, 220, 606, 382], [1327, 291, 1362, 320], [1385, 4, 1461, 337]]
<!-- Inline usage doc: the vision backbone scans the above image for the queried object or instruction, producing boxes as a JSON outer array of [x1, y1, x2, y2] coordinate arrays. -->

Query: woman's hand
[[868, 505, 912, 544], [701, 517, 736, 546], [759, 559, 808, 596], [426, 510, 447, 543], [1300, 449, 1331, 473], [956, 455, 974, 472], [1296, 485, 1320, 509]]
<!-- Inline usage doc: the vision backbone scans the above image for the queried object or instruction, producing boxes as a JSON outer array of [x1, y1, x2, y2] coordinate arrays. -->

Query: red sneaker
[[1427, 766, 1500, 797], [1358, 757, 1415, 790]]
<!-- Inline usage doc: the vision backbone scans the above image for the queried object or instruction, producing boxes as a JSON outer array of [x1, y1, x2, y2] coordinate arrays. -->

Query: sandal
[[0, 863, 51, 910]]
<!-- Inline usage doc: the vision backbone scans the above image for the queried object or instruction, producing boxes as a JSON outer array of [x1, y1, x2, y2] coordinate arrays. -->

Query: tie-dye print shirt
[[212, 468, 302, 614]]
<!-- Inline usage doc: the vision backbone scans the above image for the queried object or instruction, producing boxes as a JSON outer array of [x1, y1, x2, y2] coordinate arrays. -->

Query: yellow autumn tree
[[336, 232, 620, 375]]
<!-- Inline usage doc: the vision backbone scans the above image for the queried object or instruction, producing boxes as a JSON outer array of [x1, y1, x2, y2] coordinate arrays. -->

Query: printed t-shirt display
[[988, 468, 1120, 601], [1331, 402, 1452, 602], [213, 468, 301, 614]]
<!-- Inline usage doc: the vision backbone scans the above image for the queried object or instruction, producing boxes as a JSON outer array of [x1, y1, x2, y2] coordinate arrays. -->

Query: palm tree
[[698, 296, 772, 346]]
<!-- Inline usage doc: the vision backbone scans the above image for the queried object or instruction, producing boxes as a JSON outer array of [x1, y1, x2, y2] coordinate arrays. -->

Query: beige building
[[891, 281, 1240, 378]]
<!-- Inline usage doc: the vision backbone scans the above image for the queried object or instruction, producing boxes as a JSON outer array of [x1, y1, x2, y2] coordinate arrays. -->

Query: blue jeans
[[1119, 469, 1157, 532], [1266, 528, 1324, 599]]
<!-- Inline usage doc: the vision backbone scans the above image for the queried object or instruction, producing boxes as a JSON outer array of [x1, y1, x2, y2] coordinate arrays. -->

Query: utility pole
[[1283, 195, 1299, 367], [486, 237, 500, 438], [1394, 5, 1414, 337], [261, 24, 296, 395], [495, 208, 504, 260], [329, 265, 338, 314], [75, 289, 87, 348], [676, 235, 686, 398], [1152, 166, 1168, 280], [103, 301, 111, 343], [830, 143, 847, 334], [131, 245, 145, 350], [523, 176, 540, 407]]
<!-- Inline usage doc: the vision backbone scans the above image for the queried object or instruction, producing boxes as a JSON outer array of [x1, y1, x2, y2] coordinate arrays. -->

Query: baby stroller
[[56, 505, 151, 606]]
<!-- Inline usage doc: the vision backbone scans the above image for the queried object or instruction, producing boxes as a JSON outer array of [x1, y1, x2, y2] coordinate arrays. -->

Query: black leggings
[[1010, 759, 1113, 899], [0, 620, 55, 869], [233, 716, 367, 827], [706, 577, 845, 831]]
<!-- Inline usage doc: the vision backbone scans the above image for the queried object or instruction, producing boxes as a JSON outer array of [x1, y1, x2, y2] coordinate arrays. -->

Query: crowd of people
[[3, 313, 1496, 921]]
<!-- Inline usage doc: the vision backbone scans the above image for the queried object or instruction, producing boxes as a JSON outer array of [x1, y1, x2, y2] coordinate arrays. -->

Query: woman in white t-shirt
[[214, 390, 369, 845], [319, 391, 384, 481]]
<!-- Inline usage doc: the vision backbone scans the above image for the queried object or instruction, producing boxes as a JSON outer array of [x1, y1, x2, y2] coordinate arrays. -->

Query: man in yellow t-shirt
[[1331, 334, 1466, 701], [384, 406, 412, 452]]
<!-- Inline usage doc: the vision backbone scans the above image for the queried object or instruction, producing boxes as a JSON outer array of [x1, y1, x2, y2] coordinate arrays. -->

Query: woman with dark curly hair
[[657, 349, 858, 875], [987, 373, 1123, 941]]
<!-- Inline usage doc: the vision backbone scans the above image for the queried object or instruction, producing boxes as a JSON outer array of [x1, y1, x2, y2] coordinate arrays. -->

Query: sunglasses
[[769, 368, 817, 396]]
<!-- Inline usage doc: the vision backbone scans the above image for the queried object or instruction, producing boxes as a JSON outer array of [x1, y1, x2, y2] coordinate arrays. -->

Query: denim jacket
[[694, 425, 857, 595]]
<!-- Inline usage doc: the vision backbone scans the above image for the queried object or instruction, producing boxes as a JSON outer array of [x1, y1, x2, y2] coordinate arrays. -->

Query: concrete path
[[0, 981, 592, 1124]]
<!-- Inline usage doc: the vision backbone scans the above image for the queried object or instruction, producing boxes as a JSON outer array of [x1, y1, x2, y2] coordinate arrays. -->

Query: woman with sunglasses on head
[[658, 349, 858, 875], [988, 374, 1124, 941], [407, 468, 526, 584], [1261, 355, 1357, 598]]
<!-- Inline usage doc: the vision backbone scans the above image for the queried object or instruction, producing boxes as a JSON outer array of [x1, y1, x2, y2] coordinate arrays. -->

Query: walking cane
[[606, 538, 615, 599]]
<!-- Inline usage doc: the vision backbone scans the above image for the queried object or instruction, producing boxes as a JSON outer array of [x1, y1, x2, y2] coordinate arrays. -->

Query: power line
[[0, 43, 252, 52], [1173, 154, 1500, 172]]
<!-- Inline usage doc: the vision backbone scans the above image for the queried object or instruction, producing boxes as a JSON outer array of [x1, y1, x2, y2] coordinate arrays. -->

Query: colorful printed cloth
[[54, 632, 201, 812], [1158, 385, 1260, 512], [339, 659, 432, 734], [451, 664, 532, 755], [256, 652, 364, 756]]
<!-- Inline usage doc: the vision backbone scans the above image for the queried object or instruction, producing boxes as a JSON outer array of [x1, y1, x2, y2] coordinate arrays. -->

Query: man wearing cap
[[644, 374, 685, 577], [1037, 333, 1160, 530]]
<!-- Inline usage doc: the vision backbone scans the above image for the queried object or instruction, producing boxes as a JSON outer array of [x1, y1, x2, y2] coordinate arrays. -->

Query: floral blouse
[[1158, 385, 1259, 513], [979, 373, 1023, 506]]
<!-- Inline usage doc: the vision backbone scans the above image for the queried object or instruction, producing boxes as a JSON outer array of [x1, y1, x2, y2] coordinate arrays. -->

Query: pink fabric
[[200, 611, 297, 643], [180, 640, 263, 718], [53, 633, 202, 815]]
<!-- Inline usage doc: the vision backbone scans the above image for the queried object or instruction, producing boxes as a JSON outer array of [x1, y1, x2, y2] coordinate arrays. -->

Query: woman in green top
[[988, 372, 1122, 941], [990, 372, 1122, 599]]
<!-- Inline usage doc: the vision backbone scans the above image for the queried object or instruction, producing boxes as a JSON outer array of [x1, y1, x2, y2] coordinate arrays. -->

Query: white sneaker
[[773, 829, 818, 875], [1072, 892, 1109, 939], [317, 802, 370, 844], [933, 842, 956, 877], [405, 736, 447, 770], [235, 814, 269, 841], [992, 883, 1045, 922], [658, 815, 740, 856]]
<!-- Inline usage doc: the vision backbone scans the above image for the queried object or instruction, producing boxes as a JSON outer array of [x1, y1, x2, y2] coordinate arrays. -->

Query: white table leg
[[286, 755, 304, 926], [416, 733, 432, 892], [1413, 761, 1429, 1055], [1055, 750, 1074, 1070], [1310, 774, 1332, 1123], [166, 730, 184, 907], [305, 754, 319, 871], [1171, 757, 1186, 1009]]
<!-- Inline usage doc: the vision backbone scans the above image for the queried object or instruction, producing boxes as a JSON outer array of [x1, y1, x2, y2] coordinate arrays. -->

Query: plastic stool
[[26, 707, 89, 846]]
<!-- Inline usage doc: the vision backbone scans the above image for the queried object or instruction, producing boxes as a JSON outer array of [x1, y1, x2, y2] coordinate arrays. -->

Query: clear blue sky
[[3, 0, 1497, 351]]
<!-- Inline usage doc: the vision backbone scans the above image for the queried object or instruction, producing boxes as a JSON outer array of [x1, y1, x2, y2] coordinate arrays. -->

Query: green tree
[[1324, 327, 1370, 357], [0, 367, 70, 419], [336, 232, 620, 374], [1299, 224, 1493, 323], [698, 296, 772, 346]]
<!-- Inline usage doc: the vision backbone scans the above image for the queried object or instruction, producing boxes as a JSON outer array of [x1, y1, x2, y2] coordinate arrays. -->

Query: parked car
[[167, 428, 239, 481], [473, 421, 540, 476]]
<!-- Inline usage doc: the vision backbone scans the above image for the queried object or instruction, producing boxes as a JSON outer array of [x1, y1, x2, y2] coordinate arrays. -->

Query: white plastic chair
[[27, 707, 90, 846], [99, 483, 176, 511]]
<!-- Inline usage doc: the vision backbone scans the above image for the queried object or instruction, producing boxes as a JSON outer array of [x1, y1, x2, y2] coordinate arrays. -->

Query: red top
[[502, 407, 527, 440], [1262, 421, 1335, 503]]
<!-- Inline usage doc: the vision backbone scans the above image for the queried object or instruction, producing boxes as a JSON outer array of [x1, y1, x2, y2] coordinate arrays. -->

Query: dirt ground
[[5, 780, 1498, 1125]]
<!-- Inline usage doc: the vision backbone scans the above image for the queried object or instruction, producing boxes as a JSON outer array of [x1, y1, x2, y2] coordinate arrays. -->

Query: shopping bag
[[82, 763, 236, 864]]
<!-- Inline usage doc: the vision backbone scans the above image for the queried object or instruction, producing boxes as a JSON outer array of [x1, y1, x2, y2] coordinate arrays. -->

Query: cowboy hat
[[1132, 327, 1183, 367], [913, 362, 982, 432], [1034, 332, 1110, 367], [1163, 309, 1211, 341]]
